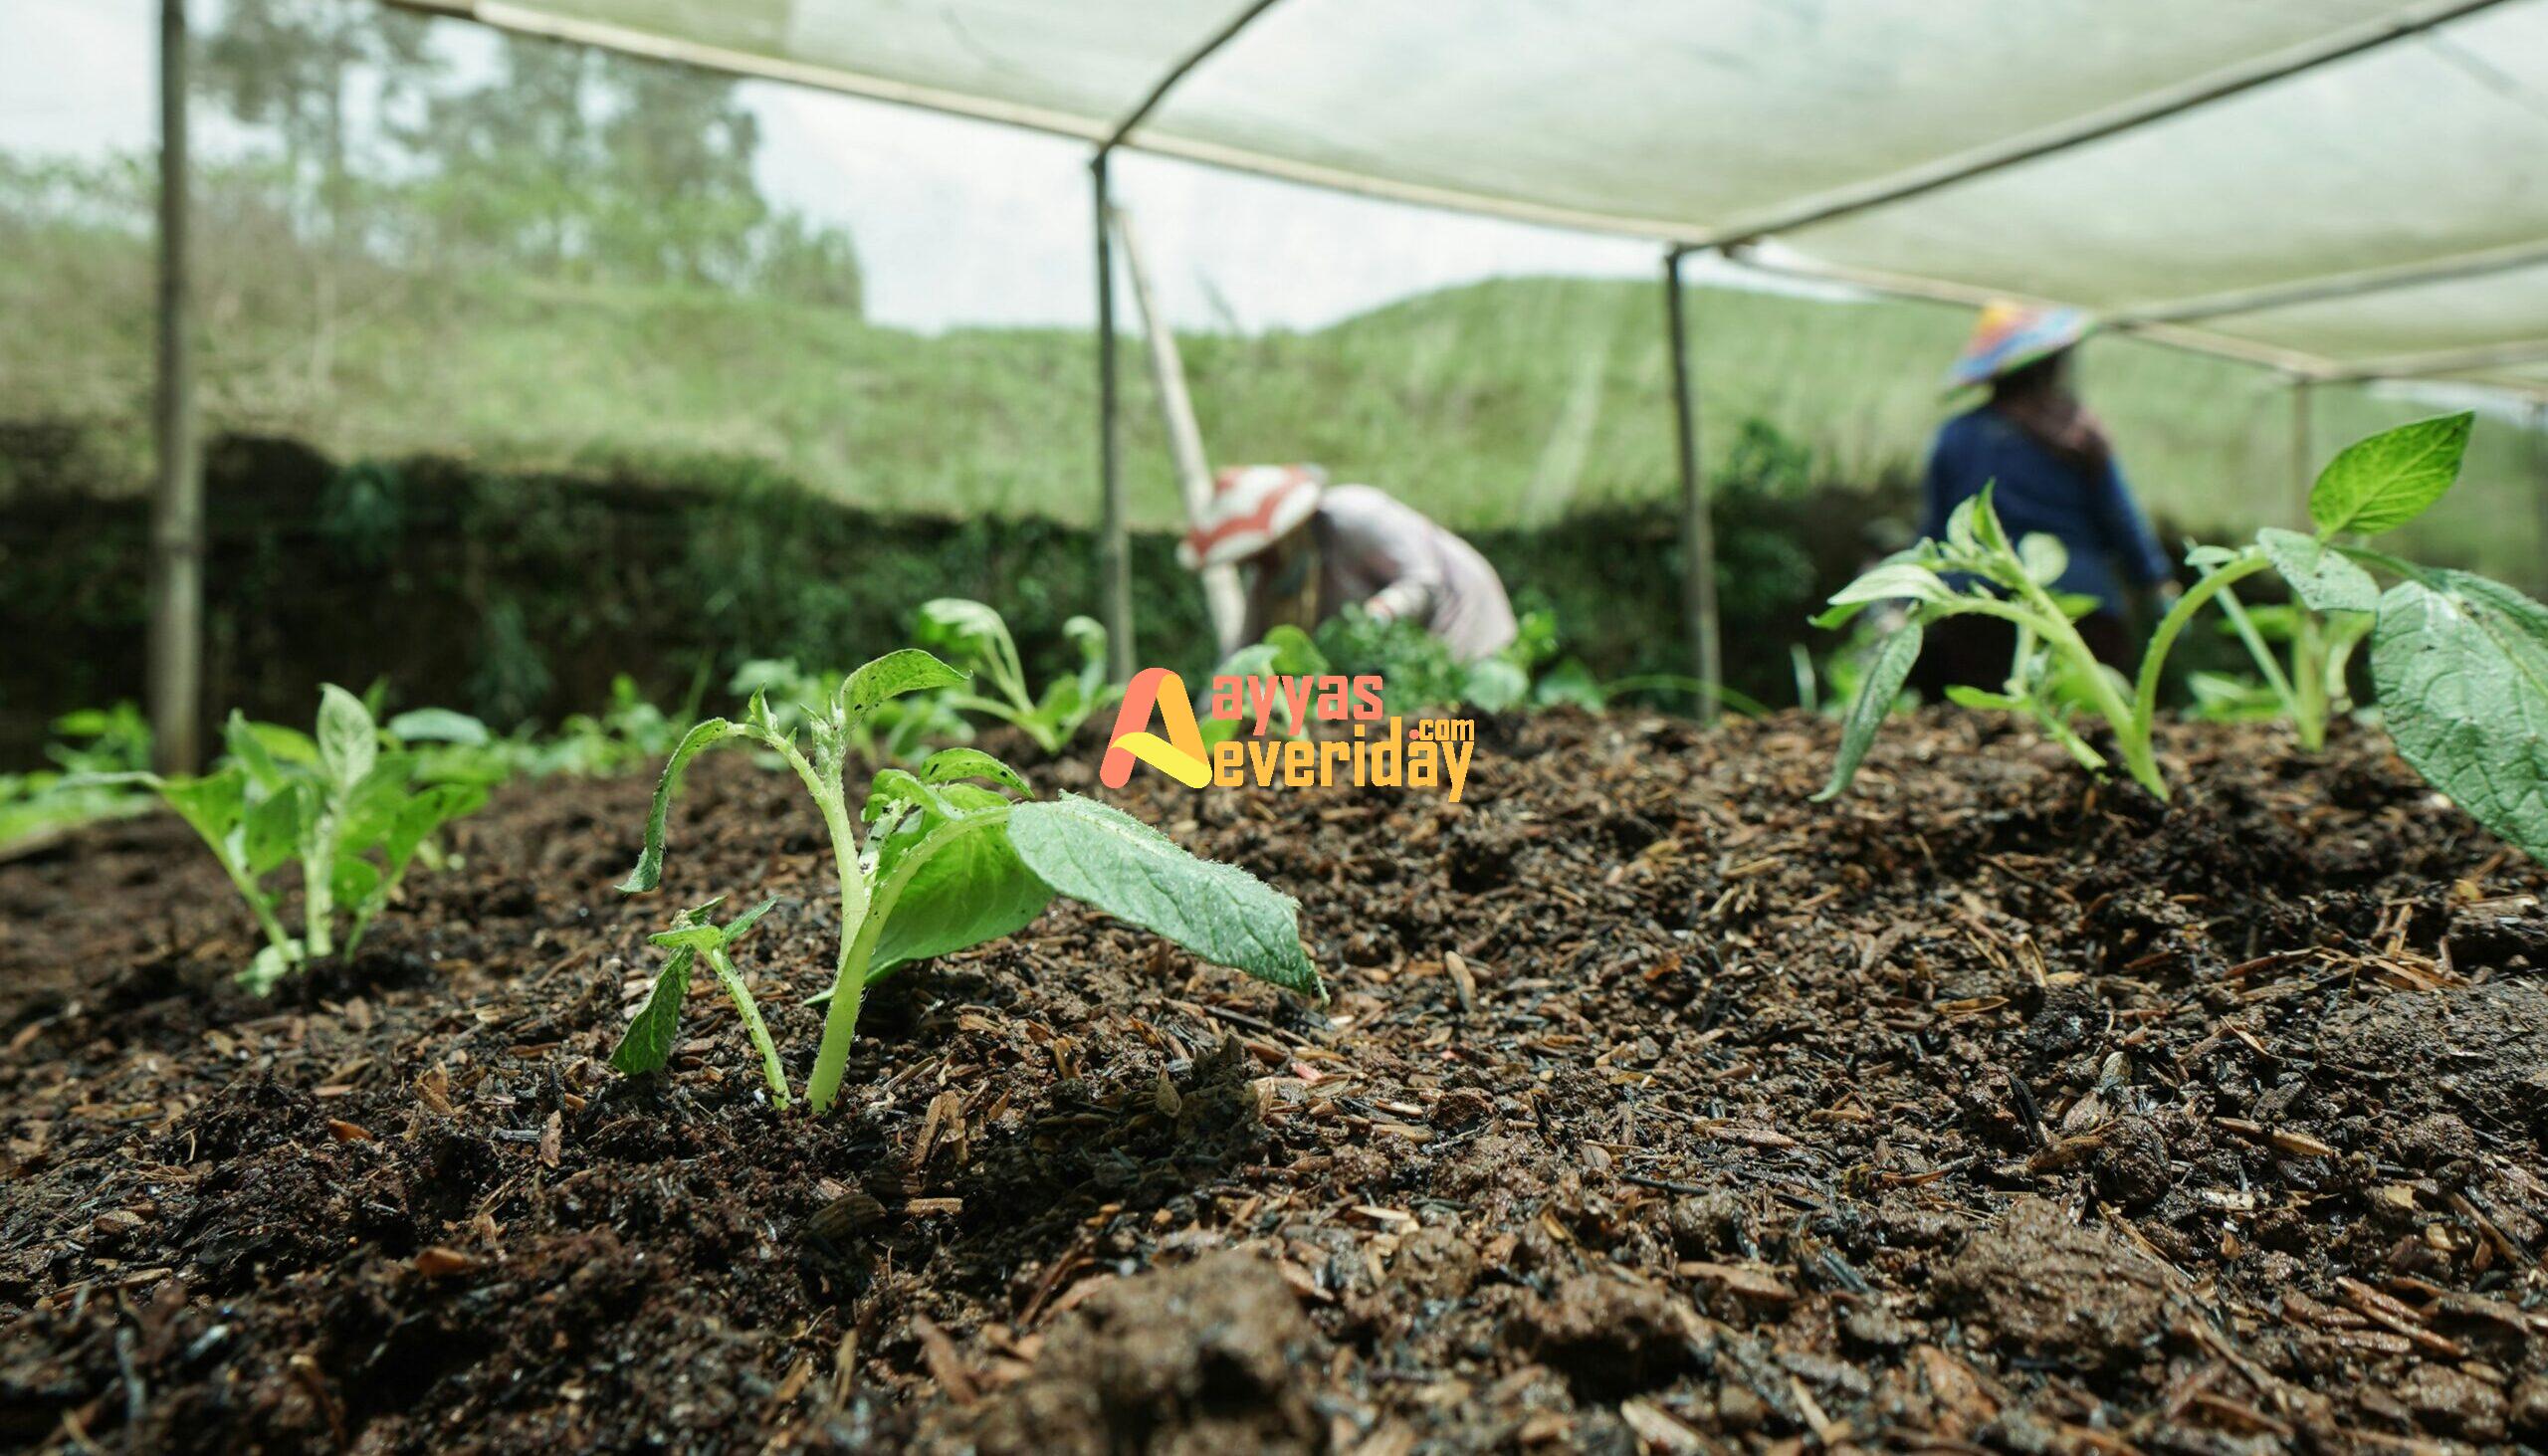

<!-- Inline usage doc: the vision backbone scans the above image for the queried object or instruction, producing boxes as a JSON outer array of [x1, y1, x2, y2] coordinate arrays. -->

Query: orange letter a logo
[[1101, 668, 1211, 788]]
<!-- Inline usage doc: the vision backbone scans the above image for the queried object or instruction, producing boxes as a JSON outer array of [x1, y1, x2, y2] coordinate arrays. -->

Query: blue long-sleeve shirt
[[1921, 407, 2173, 615]]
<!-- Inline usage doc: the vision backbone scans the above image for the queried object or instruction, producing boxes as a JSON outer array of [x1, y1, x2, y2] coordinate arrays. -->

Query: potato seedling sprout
[[914, 598, 1115, 754], [1819, 414, 2548, 866], [610, 895, 789, 1105], [617, 648, 1322, 1114], [99, 685, 490, 990]]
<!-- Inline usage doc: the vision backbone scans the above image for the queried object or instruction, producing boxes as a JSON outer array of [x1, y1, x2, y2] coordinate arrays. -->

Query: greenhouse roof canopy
[[389, 0, 2548, 396]]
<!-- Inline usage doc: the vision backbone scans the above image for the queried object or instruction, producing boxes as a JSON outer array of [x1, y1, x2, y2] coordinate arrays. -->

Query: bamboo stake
[[148, 0, 203, 772], [1664, 248, 1723, 725], [1108, 205, 1244, 655]]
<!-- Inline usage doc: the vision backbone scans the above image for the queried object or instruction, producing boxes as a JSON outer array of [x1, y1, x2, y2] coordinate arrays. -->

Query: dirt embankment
[[1, 709, 2543, 1451]]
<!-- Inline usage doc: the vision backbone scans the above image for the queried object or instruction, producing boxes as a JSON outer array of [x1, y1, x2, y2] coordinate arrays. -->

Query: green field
[[5, 209, 2542, 586]]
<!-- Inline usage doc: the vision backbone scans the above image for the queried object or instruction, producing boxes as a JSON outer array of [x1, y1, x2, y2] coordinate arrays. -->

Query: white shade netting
[[397, 0, 2548, 394]]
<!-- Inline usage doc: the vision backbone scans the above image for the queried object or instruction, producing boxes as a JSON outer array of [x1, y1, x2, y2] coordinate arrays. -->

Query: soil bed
[[3, 709, 2545, 1452]]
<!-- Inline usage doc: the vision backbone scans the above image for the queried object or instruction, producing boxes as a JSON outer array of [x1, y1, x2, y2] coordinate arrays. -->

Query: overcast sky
[[0, 0, 1777, 333]]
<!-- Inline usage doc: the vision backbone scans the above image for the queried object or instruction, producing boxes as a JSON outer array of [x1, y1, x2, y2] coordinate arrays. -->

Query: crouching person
[[1180, 465, 1516, 662]]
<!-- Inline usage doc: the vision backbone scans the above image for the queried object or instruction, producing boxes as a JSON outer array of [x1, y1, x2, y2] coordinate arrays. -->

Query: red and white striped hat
[[1178, 464, 1325, 569]]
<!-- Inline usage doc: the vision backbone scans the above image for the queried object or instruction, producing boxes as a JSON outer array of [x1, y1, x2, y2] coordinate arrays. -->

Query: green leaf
[[386, 708, 491, 746], [867, 787, 1052, 980], [317, 684, 378, 790], [242, 780, 309, 877], [835, 649, 967, 728], [916, 598, 1011, 661], [1063, 614, 1109, 670], [1262, 624, 1329, 677], [378, 784, 486, 887], [1828, 562, 1956, 610], [618, 718, 738, 894], [2256, 527, 2379, 614], [2309, 412, 2472, 538], [919, 746, 1030, 797], [1461, 658, 1530, 713], [158, 768, 249, 868], [1944, 685, 2024, 712], [330, 853, 383, 928], [611, 943, 697, 1076], [1007, 794, 1323, 1000], [224, 712, 292, 791], [1813, 618, 1924, 802], [2368, 570, 2548, 864], [2017, 533, 2068, 586]]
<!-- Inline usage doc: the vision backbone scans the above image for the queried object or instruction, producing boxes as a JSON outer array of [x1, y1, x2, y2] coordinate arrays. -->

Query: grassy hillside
[[4, 210, 2542, 584]]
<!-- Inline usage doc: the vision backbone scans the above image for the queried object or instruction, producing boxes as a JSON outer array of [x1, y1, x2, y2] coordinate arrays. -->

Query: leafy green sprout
[[98, 686, 490, 990], [729, 656, 969, 766], [617, 648, 1322, 1115], [610, 895, 789, 1105], [1817, 413, 2548, 867], [915, 598, 1116, 754]]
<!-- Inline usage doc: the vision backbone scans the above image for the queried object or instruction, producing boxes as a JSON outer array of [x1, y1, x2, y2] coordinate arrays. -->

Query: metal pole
[[1093, 152, 1134, 683], [148, 0, 203, 772], [1663, 248, 1722, 726], [2289, 376, 2314, 526]]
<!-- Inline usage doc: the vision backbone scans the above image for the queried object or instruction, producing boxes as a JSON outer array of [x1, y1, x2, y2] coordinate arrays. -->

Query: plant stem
[[804, 789, 870, 1116], [302, 814, 337, 958], [707, 946, 790, 1107], [2132, 554, 2270, 778], [805, 808, 1008, 1115], [2291, 611, 2329, 750], [1999, 571, 2162, 796], [2215, 584, 2313, 748]]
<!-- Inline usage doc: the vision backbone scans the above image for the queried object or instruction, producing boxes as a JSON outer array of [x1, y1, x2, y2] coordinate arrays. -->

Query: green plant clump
[[1817, 413, 2548, 867], [108, 687, 491, 990], [614, 648, 1323, 1115], [915, 597, 1118, 753]]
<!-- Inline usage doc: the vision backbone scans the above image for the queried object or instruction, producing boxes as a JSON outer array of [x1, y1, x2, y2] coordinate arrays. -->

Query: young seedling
[[916, 598, 1116, 753], [611, 895, 789, 1105], [730, 656, 969, 765], [1818, 413, 2548, 867], [101, 686, 489, 989], [619, 648, 1322, 1115]]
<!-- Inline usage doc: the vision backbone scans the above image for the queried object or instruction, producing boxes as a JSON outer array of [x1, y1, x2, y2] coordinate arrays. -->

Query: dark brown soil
[[3, 709, 2545, 1452]]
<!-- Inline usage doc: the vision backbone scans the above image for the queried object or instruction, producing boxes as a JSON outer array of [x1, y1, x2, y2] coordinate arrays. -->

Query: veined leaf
[[2369, 569, 2548, 864], [868, 789, 1052, 981], [919, 746, 1029, 797], [318, 684, 378, 790], [2257, 527, 2379, 614], [835, 649, 966, 728], [2309, 412, 2472, 538], [1007, 794, 1322, 1000], [1813, 618, 1924, 802], [1829, 562, 1956, 609], [618, 718, 738, 894], [611, 943, 698, 1075]]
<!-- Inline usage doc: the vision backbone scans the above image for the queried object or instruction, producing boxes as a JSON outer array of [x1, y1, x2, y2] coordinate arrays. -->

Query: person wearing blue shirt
[[1911, 304, 2179, 698]]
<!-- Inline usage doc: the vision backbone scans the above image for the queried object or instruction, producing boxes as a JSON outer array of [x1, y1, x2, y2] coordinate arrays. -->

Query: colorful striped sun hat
[[1946, 302, 2091, 390], [1179, 465, 1326, 569]]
